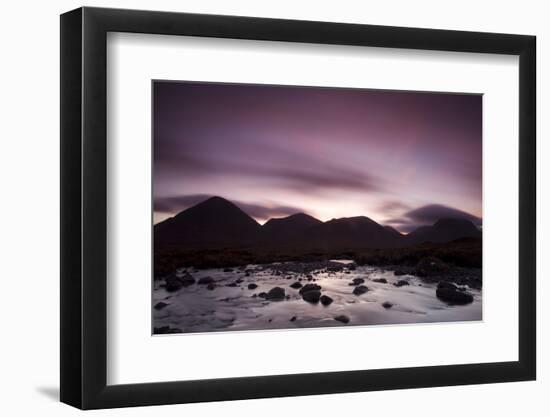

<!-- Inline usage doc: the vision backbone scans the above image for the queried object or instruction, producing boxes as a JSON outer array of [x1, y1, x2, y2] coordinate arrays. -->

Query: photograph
[[152, 80, 483, 335]]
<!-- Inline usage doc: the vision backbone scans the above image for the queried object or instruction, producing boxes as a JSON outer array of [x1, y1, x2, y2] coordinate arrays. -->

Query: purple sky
[[153, 81, 482, 233]]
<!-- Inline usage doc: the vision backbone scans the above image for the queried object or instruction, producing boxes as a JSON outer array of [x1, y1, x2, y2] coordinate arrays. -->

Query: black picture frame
[[60, 6, 536, 410]]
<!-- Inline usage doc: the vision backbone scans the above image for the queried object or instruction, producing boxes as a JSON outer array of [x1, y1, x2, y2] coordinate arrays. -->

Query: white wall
[[0, 0, 545, 415]]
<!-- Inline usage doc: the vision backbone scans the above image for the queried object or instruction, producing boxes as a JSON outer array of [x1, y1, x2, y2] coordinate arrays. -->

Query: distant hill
[[405, 218, 481, 245], [154, 196, 481, 251], [304, 216, 403, 250], [262, 213, 322, 242]]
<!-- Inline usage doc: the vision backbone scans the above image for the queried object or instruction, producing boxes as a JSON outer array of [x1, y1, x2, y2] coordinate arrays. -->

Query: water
[[153, 262, 482, 334]]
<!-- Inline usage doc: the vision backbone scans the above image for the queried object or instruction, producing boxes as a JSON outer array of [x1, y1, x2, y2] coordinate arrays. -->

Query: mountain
[[154, 196, 481, 251], [405, 218, 481, 244], [262, 213, 322, 242], [154, 196, 261, 248], [304, 216, 403, 250]]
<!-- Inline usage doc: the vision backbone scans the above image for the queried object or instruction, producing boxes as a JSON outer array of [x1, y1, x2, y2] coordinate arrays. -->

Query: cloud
[[378, 200, 412, 213], [154, 194, 307, 221], [386, 204, 482, 233]]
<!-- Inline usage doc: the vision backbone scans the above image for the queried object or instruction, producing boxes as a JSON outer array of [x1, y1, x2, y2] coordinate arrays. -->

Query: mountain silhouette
[[154, 196, 261, 248], [154, 196, 481, 250], [304, 216, 403, 249], [262, 213, 322, 242], [405, 218, 481, 244]]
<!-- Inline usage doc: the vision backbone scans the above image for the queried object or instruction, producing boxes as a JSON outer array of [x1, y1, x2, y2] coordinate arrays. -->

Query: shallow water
[[153, 262, 482, 334]]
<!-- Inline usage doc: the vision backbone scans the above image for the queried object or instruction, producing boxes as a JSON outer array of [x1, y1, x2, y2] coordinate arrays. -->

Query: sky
[[153, 81, 482, 233]]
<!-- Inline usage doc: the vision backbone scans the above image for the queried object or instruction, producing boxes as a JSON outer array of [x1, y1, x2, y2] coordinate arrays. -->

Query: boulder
[[299, 283, 322, 295], [320, 295, 334, 306], [353, 285, 369, 295], [436, 287, 474, 305], [225, 282, 238, 287], [154, 301, 169, 310], [382, 301, 393, 309], [247, 283, 258, 290], [223, 268, 234, 272], [206, 283, 216, 291], [372, 278, 388, 284], [290, 281, 303, 289], [394, 270, 407, 276], [198, 276, 214, 285], [334, 315, 350, 324], [290, 316, 297, 322], [393, 280, 409, 287], [302, 290, 321, 303], [349, 277, 365, 286], [266, 287, 286, 301], [164, 276, 183, 292], [437, 281, 457, 290], [258, 292, 267, 299]]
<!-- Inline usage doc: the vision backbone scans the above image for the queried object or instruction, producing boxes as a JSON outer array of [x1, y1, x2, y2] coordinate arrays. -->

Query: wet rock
[[414, 257, 449, 277], [320, 295, 334, 306], [348, 264, 356, 271], [290, 316, 297, 322], [206, 283, 216, 291], [154, 301, 169, 310], [437, 281, 457, 290], [394, 280, 409, 287], [258, 292, 267, 298], [394, 270, 407, 276], [164, 276, 183, 292], [349, 277, 365, 286], [353, 285, 369, 295], [373, 278, 388, 284], [266, 287, 286, 301], [436, 287, 474, 305], [198, 276, 214, 285], [302, 290, 322, 303], [225, 282, 238, 287], [382, 301, 393, 309], [299, 283, 322, 295], [247, 283, 258, 290], [223, 268, 234, 272], [235, 278, 244, 284], [290, 281, 303, 289], [334, 315, 350, 324]]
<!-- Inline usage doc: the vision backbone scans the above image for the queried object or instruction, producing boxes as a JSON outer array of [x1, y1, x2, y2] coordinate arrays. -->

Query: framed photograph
[[60, 6, 536, 409]]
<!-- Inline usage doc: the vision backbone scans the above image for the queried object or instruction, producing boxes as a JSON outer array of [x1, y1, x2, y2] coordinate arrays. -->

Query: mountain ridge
[[154, 196, 481, 250]]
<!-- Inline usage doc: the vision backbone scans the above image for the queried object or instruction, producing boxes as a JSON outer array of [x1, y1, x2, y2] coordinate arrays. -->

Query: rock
[[437, 281, 457, 290], [225, 282, 238, 287], [302, 290, 322, 303], [334, 315, 350, 324], [198, 276, 214, 285], [290, 316, 297, 322], [353, 285, 369, 295], [349, 277, 365, 286], [266, 287, 286, 301], [247, 283, 258, 290], [223, 268, 234, 272], [290, 281, 303, 289], [373, 278, 388, 284], [206, 283, 216, 291], [320, 295, 333, 306], [382, 301, 393, 309], [299, 283, 322, 295], [394, 270, 407, 276], [348, 264, 356, 271], [235, 278, 244, 284], [414, 257, 449, 277], [258, 292, 267, 298], [154, 301, 169, 310], [436, 287, 474, 304], [394, 280, 409, 287], [164, 276, 183, 292]]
